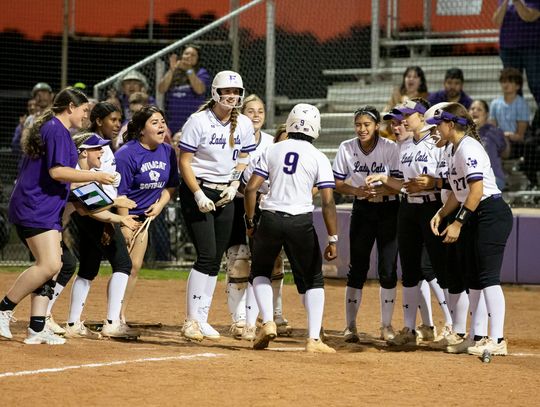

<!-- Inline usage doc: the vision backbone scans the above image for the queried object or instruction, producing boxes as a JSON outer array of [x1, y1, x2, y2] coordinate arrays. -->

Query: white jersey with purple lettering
[[332, 135, 401, 187], [399, 134, 444, 197], [97, 143, 118, 199], [254, 138, 335, 215], [242, 131, 274, 194], [438, 143, 452, 204], [447, 136, 500, 203], [179, 109, 256, 183]]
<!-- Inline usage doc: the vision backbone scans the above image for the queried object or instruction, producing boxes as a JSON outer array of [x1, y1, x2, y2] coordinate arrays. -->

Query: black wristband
[[455, 205, 473, 225], [244, 213, 255, 229]]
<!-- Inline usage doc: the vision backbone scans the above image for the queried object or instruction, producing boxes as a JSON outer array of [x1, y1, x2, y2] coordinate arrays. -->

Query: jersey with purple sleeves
[[241, 131, 274, 194], [447, 136, 500, 203], [8, 117, 78, 230], [332, 135, 401, 187], [115, 140, 180, 215], [255, 139, 335, 215], [399, 134, 444, 197], [179, 110, 256, 183]]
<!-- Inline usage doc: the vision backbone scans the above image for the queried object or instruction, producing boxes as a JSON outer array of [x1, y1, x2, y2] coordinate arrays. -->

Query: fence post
[[266, 0, 276, 128]]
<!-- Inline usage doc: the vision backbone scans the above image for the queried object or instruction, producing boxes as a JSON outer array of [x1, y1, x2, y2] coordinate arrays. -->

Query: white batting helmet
[[286, 103, 321, 140], [211, 70, 245, 107]]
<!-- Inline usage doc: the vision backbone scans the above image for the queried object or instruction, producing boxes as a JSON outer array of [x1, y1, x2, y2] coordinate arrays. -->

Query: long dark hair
[[123, 105, 165, 142], [22, 87, 88, 159], [90, 101, 121, 132], [399, 66, 428, 96]]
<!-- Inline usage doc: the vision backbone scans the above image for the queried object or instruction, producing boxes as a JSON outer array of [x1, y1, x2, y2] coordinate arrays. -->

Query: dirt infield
[[1, 272, 539, 406]]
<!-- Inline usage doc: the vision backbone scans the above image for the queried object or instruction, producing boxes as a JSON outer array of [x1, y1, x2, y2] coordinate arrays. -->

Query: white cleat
[[24, 327, 66, 345], [0, 310, 15, 339], [46, 315, 66, 335], [200, 322, 220, 340]]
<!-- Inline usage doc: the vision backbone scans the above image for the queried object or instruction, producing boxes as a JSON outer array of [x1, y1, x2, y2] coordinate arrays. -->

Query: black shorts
[[15, 225, 52, 243]]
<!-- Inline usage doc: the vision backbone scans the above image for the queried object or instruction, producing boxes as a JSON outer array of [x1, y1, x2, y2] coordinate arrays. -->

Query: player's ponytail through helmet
[[442, 103, 481, 142], [123, 105, 165, 143], [22, 87, 88, 159]]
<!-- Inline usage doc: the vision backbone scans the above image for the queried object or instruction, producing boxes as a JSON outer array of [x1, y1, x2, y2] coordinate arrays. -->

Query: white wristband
[[328, 235, 338, 243]]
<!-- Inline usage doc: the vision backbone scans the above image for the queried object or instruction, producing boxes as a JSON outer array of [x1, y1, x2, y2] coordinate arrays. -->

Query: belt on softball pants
[[197, 179, 229, 191], [403, 192, 440, 204]]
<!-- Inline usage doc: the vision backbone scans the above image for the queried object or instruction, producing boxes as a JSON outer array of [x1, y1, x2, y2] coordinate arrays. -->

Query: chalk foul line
[[0, 353, 224, 379]]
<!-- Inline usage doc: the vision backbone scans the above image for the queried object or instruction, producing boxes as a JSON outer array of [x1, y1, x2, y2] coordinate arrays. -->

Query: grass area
[[0, 266, 297, 283]]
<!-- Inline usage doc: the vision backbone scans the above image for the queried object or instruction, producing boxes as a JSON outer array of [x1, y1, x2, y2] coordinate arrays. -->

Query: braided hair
[[22, 87, 88, 159], [197, 99, 239, 148]]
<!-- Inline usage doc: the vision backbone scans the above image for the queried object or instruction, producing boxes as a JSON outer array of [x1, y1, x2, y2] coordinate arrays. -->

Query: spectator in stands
[[489, 68, 530, 157], [113, 70, 155, 121], [428, 68, 472, 109], [157, 44, 210, 134], [469, 99, 510, 190], [385, 66, 428, 111], [493, 0, 540, 108]]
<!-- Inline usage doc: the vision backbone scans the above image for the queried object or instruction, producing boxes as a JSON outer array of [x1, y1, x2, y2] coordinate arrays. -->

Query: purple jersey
[[165, 67, 211, 134], [8, 117, 78, 230], [499, 0, 540, 49], [115, 140, 180, 215]]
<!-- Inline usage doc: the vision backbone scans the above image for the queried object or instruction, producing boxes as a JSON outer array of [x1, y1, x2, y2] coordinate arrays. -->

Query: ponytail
[[229, 108, 239, 148]]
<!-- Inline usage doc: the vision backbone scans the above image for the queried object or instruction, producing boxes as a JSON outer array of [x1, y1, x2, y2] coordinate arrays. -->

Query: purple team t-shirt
[[115, 140, 180, 215], [499, 0, 540, 49], [8, 117, 78, 230], [165, 67, 211, 134]]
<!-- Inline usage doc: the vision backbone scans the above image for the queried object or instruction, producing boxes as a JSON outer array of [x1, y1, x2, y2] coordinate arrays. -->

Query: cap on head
[[121, 70, 148, 88], [394, 99, 427, 116], [211, 70, 245, 107], [420, 102, 450, 133], [73, 82, 87, 90], [76, 134, 111, 151], [382, 111, 404, 122], [286, 103, 321, 140], [32, 82, 53, 97]]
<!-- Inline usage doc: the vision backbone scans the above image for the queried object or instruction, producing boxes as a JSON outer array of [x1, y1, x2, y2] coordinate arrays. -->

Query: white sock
[[186, 269, 208, 321], [271, 278, 284, 318], [68, 276, 92, 324], [305, 288, 325, 339], [380, 287, 396, 327], [46, 282, 65, 315], [449, 291, 469, 334], [402, 285, 420, 330], [483, 285, 506, 340], [199, 275, 218, 324], [468, 289, 488, 338], [245, 282, 259, 326], [418, 280, 433, 326], [227, 282, 247, 323], [428, 278, 452, 326], [345, 286, 362, 329], [253, 276, 273, 323], [107, 273, 129, 322]]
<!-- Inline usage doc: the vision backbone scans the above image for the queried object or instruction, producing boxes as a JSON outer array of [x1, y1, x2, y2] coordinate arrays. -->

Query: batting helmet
[[286, 103, 321, 140], [211, 70, 245, 108]]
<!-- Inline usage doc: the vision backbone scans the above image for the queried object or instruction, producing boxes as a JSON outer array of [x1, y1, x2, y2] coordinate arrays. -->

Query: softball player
[[178, 70, 256, 341], [429, 103, 512, 356], [115, 105, 180, 325], [0, 87, 115, 344], [332, 106, 400, 342], [244, 103, 338, 353], [367, 98, 449, 346]]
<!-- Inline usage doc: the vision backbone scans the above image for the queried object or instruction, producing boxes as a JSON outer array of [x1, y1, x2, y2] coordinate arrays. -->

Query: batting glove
[[194, 190, 216, 213], [215, 181, 239, 207]]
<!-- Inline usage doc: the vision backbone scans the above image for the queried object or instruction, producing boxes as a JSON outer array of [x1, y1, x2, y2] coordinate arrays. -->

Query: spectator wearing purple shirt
[[470, 100, 510, 190], [115, 105, 179, 322], [493, 0, 540, 107], [0, 87, 116, 345], [428, 68, 473, 109], [158, 44, 210, 134]]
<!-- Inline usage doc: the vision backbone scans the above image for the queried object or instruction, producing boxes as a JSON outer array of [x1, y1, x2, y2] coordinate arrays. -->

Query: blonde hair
[[241, 94, 265, 113], [197, 99, 239, 148], [274, 123, 287, 143], [72, 131, 95, 150], [442, 103, 481, 142]]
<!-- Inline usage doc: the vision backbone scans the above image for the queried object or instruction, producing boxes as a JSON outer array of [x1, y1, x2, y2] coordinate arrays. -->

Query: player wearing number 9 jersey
[[428, 103, 513, 356], [178, 70, 256, 341], [244, 103, 338, 353]]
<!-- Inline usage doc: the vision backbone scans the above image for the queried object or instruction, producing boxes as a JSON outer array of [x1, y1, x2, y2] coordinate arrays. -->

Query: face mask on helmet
[[211, 70, 245, 108], [286, 103, 321, 140]]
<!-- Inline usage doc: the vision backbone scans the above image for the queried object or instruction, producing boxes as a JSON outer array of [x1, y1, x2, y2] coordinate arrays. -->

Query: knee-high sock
[[253, 276, 273, 323], [449, 291, 469, 334], [418, 280, 433, 326], [245, 282, 259, 326], [345, 286, 362, 329], [403, 285, 420, 330], [468, 289, 488, 338], [46, 282, 65, 316], [305, 288, 325, 339], [271, 278, 284, 317], [483, 285, 505, 340], [107, 273, 129, 322], [186, 269, 208, 321], [380, 287, 396, 327], [68, 276, 92, 324], [199, 275, 218, 324], [428, 278, 453, 326]]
